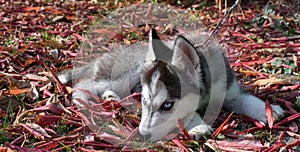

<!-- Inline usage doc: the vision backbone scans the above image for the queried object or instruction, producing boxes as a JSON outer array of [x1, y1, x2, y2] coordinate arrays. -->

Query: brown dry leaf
[[20, 6, 42, 11], [65, 15, 77, 21], [24, 58, 36, 67], [3, 76, 31, 95], [9, 88, 30, 95], [0, 147, 14, 152], [239, 69, 259, 77], [253, 77, 293, 87]]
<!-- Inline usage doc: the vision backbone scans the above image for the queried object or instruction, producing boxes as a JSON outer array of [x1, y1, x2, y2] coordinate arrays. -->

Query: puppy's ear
[[146, 29, 173, 62], [171, 35, 200, 74]]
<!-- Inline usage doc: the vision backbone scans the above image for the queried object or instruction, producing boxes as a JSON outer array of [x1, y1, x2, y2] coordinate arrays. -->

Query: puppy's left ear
[[171, 35, 200, 74]]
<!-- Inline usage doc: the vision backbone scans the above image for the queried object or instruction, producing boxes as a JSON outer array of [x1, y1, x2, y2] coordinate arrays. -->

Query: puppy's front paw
[[188, 125, 213, 140], [252, 104, 284, 123], [271, 105, 284, 121], [58, 74, 68, 84], [101, 90, 120, 101]]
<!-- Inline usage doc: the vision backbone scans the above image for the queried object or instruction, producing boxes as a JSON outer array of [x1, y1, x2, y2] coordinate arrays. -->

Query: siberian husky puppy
[[58, 29, 284, 141]]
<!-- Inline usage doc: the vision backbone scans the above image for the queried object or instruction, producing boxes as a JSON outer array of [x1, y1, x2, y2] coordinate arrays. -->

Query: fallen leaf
[[239, 68, 259, 77], [19, 123, 51, 140], [254, 77, 293, 88], [265, 100, 274, 128], [213, 112, 234, 137], [0, 147, 14, 152], [275, 112, 300, 126], [171, 139, 189, 152], [98, 132, 123, 145], [177, 118, 191, 139], [9, 88, 30, 95], [205, 139, 264, 151], [36, 114, 61, 127], [20, 7, 42, 11], [25, 74, 48, 82]]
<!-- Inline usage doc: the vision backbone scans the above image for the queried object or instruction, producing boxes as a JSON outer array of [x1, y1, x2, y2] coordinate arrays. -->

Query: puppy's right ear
[[171, 35, 200, 74], [146, 29, 173, 63]]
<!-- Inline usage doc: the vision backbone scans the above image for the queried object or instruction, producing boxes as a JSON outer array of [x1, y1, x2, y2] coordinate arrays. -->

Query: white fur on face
[[150, 69, 161, 94], [139, 87, 200, 141], [139, 73, 169, 137]]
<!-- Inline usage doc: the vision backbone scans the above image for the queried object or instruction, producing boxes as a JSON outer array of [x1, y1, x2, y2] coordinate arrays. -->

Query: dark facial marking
[[142, 61, 181, 100]]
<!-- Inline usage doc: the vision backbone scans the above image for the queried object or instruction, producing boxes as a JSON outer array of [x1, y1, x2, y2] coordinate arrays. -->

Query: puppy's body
[[59, 43, 150, 106], [59, 29, 284, 141]]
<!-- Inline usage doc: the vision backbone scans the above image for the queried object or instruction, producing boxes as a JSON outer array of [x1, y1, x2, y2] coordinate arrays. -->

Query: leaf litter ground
[[0, 0, 299, 151]]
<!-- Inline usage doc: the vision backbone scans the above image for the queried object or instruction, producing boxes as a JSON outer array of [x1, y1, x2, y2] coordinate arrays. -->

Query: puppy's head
[[139, 30, 203, 141]]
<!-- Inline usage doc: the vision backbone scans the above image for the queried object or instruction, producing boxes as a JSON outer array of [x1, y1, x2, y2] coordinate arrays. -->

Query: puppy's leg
[[72, 80, 112, 107], [225, 93, 284, 123]]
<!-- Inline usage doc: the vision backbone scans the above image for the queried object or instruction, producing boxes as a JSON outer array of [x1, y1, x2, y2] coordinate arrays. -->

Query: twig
[[201, 0, 240, 47]]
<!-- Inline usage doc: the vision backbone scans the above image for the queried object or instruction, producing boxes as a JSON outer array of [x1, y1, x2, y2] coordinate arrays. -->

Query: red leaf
[[213, 112, 233, 137], [36, 141, 59, 150], [42, 89, 53, 98], [72, 33, 84, 41], [177, 118, 191, 140], [275, 112, 300, 126], [47, 103, 65, 115], [36, 115, 61, 127], [244, 115, 266, 129], [261, 142, 286, 152], [237, 127, 260, 134], [286, 131, 300, 139], [231, 54, 273, 67], [78, 89, 104, 103], [265, 100, 274, 128], [171, 139, 189, 152], [286, 140, 300, 149]]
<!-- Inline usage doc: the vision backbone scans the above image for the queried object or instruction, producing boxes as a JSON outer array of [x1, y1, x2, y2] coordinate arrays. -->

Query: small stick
[[200, 0, 240, 48]]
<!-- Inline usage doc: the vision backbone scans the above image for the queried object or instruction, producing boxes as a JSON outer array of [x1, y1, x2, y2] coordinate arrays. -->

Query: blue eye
[[160, 101, 174, 111]]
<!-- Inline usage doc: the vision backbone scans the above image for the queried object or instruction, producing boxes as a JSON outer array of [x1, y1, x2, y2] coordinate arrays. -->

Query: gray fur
[[59, 43, 149, 106]]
